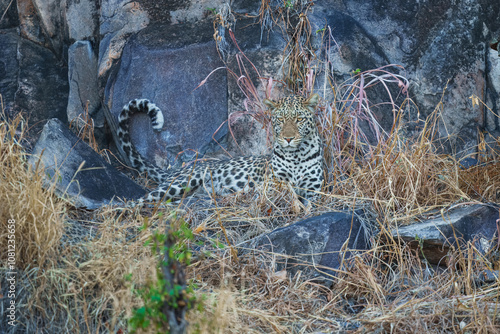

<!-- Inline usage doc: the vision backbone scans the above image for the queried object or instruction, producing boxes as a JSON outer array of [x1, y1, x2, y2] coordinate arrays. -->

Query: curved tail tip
[[150, 104, 164, 130]]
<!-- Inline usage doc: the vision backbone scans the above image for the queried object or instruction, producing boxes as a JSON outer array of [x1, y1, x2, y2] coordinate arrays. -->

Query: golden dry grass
[[0, 113, 66, 270]]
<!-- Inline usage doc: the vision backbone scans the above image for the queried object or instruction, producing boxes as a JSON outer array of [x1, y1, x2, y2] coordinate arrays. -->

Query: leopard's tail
[[117, 99, 170, 183]]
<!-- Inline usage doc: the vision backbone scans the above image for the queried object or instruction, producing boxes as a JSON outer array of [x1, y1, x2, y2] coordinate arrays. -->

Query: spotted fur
[[117, 95, 323, 202]]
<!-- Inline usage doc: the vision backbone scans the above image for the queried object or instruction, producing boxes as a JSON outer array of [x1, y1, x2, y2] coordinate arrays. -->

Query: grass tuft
[[0, 111, 66, 270]]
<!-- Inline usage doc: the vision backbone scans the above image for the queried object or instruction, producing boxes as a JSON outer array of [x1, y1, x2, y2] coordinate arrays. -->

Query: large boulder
[[219, 11, 286, 157], [392, 204, 500, 265], [17, 0, 99, 56], [29, 118, 146, 209], [17, 0, 49, 48], [105, 21, 228, 167], [244, 211, 370, 284], [0, 31, 19, 113], [29, 0, 66, 55]]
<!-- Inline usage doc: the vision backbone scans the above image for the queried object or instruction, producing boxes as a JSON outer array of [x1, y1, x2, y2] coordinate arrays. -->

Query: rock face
[[105, 22, 228, 166], [392, 204, 500, 265], [310, 0, 500, 154], [1, 0, 499, 160], [98, 0, 149, 79], [28, 118, 146, 209], [0, 31, 19, 113], [0, 30, 69, 148], [244, 212, 369, 283], [0, 0, 19, 29]]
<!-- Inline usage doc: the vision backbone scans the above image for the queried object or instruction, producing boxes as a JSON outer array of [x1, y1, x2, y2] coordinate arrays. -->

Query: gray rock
[[98, 0, 150, 79], [17, 37, 69, 145], [105, 22, 228, 166], [169, 0, 226, 24], [16, 35, 69, 119], [392, 204, 500, 265], [30, 0, 66, 57], [66, 0, 98, 41], [309, 0, 500, 154], [231, 0, 260, 16], [223, 15, 287, 157], [476, 270, 499, 284], [243, 212, 370, 283], [0, 30, 19, 113], [17, 0, 50, 49], [140, 0, 186, 24], [15, 0, 99, 56], [0, 30, 69, 148], [0, 0, 19, 29], [67, 41, 102, 128], [29, 118, 146, 209]]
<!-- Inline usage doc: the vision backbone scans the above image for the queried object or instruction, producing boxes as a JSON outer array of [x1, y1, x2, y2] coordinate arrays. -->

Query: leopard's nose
[[284, 137, 294, 143]]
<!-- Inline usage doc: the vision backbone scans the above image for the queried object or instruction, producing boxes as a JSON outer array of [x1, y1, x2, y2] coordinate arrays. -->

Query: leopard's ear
[[263, 98, 277, 111], [305, 94, 319, 112]]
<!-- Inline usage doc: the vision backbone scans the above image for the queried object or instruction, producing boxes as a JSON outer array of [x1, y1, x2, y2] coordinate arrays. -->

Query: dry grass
[[333, 236, 500, 333], [326, 107, 464, 224], [0, 110, 169, 332], [0, 112, 66, 270]]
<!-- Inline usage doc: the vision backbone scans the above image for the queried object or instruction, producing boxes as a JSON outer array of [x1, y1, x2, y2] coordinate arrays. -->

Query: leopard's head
[[264, 94, 319, 149]]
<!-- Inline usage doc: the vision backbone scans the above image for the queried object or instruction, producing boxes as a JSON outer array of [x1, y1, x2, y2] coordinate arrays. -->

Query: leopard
[[116, 94, 324, 204]]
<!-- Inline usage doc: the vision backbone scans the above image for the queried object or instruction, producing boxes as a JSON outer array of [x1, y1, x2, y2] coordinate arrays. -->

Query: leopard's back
[[117, 101, 269, 201]]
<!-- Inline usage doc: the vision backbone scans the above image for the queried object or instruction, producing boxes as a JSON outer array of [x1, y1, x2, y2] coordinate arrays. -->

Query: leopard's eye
[[276, 116, 285, 122], [296, 117, 304, 122]]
